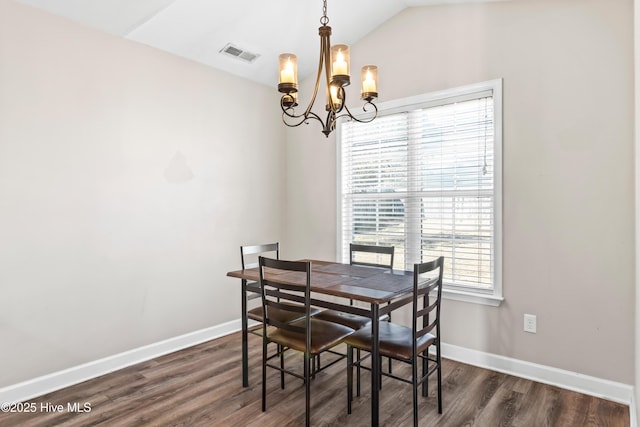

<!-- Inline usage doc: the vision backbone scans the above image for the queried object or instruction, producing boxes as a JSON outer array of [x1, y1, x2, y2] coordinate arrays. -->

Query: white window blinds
[[340, 83, 501, 294]]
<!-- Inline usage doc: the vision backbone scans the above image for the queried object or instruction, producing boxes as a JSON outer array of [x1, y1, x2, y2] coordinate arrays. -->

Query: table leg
[[241, 279, 249, 388], [371, 303, 380, 426]]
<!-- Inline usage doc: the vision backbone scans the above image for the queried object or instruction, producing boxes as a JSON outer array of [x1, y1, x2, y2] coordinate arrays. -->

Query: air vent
[[219, 43, 260, 64]]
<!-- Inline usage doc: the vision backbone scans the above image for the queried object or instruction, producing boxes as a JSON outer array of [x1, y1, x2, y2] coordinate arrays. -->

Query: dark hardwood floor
[[0, 332, 629, 426]]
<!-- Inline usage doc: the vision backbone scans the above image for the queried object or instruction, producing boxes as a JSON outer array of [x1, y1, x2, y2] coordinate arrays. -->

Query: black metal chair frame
[[241, 242, 280, 323], [349, 243, 395, 270], [242, 244, 340, 383], [259, 257, 353, 427], [347, 256, 444, 426], [240, 242, 279, 387], [350, 243, 395, 381], [313, 243, 396, 379]]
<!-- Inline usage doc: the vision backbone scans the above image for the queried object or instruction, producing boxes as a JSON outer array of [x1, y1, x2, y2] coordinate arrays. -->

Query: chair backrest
[[241, 242, 279, 269], [350, 243, 395, 270], [413, 257, 445, 350], [259, 257, 312, 349]]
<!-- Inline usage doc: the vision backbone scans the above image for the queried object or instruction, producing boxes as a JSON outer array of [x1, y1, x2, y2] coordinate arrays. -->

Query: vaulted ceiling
[[15, 0, 499, 87]]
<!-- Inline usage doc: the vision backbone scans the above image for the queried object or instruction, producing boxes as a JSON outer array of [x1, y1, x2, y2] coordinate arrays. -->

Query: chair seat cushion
[[314, 309, 391, 330], [343, 321, 436, 361], [247, 304, 321, 323], [268, 319, 354, 355], [313, 310, 372, 330]]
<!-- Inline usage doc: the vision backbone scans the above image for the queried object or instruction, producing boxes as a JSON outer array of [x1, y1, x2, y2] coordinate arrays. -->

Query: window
[[338, 80, 503, 306]]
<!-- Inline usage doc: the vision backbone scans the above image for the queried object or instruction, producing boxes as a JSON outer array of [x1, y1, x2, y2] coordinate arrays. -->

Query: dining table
[[226, 259, 428, 427]]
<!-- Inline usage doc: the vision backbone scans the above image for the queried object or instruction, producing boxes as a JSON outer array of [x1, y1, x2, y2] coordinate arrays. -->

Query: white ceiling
[[15, 0, 500, 88]]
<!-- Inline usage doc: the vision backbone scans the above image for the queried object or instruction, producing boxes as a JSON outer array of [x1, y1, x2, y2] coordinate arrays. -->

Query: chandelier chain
[[320, 0, 329, 26]]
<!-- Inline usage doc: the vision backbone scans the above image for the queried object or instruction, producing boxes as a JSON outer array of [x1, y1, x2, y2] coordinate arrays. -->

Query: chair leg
[[412, 356, 418, 427], [422, 349, 428, 397], [262, 339, 267, 412], [241, 321, 249, 387], [279, 344, 285, 389], [437, 345, 442, 414], [241, 282, 249, 388], [424, 352, 429, 398], [347, 345, 353, 414], [388, 310, 393, 375], [356, 348, 361, 397], [305, 353, 311, 427]]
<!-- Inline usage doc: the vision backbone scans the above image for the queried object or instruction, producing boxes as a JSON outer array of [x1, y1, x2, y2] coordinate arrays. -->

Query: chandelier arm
[[334, 85, 345, 114], [280, 102, 302, 119], [281, 108, 325, 129], [337, 102, 379, 124], [322, 110, 337, 137], [323, 30, 337, 117], [301, 26, 330, 120]]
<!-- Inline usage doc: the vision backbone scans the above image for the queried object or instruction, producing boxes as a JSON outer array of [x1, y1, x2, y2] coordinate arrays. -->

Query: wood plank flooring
[[0, 332, 629, 426]]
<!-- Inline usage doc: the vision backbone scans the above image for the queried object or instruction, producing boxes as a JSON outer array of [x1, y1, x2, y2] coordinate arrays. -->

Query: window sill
[[442, 288, 504, 307]]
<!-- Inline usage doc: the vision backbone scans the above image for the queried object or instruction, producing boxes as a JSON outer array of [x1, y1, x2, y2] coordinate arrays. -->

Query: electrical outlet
[[524, 314, 537, 333]]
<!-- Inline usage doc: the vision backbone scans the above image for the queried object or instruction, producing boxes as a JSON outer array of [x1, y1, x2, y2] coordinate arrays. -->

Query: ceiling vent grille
[[220, 43, 260, 64]]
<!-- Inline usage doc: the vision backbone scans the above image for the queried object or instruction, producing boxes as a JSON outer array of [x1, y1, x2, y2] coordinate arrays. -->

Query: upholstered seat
[[344, 321, 436, 361], [248, 304, 321, 323], [268, 318, 354, 354], [313, 310, 372, 330]]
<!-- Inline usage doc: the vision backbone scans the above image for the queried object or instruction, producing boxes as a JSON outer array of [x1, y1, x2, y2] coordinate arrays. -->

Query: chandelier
[[277, 0, 379, 137]]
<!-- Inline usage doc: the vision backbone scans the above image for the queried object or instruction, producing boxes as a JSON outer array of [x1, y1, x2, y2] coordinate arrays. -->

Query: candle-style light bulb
[[281, 58, 294, 83], [330, 44, 350, 86], [333, 50, 347, 76], [361, 65, 378, 101], [362, 69, 376, 93], [278, 53, 298, 93]]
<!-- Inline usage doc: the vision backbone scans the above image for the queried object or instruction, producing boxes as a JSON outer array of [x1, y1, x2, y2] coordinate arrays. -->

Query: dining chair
[[349, 243, 396, 328], [349, 243, 395, 269], [259, 256, 355, 427], [314, 243, 394, 329], [242, 242, 323, 326], [314, 243, 395, 380], [344, 256, 445, 427], [240, 243, 320, 386], [241, 243, 280, 326]]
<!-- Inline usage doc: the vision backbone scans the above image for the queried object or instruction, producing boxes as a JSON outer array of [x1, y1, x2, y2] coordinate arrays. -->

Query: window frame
[[336, 79, 503, 307]]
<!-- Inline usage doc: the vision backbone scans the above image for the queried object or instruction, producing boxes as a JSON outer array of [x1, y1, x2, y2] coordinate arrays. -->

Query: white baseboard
[[440, 342, 634, 406], [0, 319, 241, 405], [630, 391, 638, 427], [1, 320, 635, 426]]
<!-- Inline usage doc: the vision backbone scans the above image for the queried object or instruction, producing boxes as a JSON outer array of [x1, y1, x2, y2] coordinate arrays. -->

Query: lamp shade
[[278, 53, 298, 93], [330, 44, 350, 86], [361, 65, 378, 101]]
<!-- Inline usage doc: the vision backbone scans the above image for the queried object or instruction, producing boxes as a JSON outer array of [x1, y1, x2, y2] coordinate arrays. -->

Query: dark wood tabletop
[[226, 259, 415, 304]]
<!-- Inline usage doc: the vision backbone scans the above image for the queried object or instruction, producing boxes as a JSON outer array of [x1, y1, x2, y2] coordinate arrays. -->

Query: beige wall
[[284, 0, 635, 384], [0, 0, 285, 386]]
